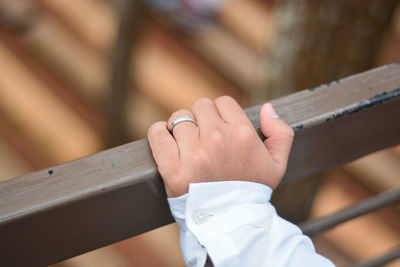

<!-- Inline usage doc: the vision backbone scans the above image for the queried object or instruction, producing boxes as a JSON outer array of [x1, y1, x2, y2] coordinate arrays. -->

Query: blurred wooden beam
[[343, 149, 400, 193], [10, 9, 243, 113], [186, 26, 260, 89], [0, 139, 31, 182], [0, 42, 102, 164], [219, 0, 274, 52], [24, 16, 108, 102], [0, 31, 102, 130], [134, 26, 242, 112], [36, 0, 117, 52]]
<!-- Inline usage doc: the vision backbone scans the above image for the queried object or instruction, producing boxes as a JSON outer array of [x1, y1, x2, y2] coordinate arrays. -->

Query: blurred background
[[0, 0, 399, 266]]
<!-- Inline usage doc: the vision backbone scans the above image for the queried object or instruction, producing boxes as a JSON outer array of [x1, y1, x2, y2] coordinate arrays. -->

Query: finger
[[191, 98, 223, 133], [168, 109, 199, 152], [259, 103, 294, 170], [214, 96, 252, 126], [148, 121, 180, 172]]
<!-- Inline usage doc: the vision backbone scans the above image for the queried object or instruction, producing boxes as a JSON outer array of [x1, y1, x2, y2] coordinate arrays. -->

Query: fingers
[[214, 96, 252, 126], [148, 121, 179, 172], [259, 103, 294, 170], [168, 109, 199, 153], [191, 98, 222, 133]]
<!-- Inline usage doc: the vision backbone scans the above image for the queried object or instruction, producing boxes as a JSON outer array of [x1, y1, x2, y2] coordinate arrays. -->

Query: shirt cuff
[[168, 193, 188, 231], [168, 181, 274, 243]]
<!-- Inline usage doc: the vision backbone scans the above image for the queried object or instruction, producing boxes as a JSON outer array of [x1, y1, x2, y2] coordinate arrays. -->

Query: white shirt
[[168, 181, 335, 267]]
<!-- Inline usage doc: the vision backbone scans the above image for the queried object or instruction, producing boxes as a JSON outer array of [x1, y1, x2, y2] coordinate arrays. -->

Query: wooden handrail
[[1, 63, 400, 266]]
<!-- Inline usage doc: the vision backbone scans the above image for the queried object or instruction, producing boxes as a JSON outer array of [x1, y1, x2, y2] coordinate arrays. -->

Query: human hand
[[147, 96, 294, 197]]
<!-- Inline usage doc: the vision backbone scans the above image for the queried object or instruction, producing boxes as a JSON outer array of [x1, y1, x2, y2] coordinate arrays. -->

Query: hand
[[147, 96, 294, 197]]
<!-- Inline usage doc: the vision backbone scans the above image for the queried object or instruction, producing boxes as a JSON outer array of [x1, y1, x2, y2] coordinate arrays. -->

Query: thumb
[[260, 103, 294, 170]]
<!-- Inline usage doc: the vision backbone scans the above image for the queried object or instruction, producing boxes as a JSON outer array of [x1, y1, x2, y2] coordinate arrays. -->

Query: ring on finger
[[170, 116, 197, 132]]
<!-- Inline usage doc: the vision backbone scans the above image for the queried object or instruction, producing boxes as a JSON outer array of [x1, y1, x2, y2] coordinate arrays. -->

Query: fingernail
[[265, 103, 279, 118]]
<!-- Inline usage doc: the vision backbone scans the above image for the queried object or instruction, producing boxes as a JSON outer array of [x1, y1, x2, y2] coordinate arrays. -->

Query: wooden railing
[[1, 63, 399, 266]]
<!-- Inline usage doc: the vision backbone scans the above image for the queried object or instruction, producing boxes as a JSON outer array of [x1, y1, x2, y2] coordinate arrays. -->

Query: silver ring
[[170, 116, 197, 132]]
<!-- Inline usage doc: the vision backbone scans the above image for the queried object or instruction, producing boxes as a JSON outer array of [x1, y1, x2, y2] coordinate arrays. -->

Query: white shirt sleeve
[[167, 181, 335, 267]]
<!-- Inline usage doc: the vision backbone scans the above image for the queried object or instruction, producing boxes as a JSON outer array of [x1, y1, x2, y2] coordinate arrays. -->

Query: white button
[[193, 209, 209, 224]]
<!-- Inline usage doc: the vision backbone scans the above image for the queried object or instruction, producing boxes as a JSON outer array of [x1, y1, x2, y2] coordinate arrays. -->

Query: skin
[[147, 96, 294, 198]]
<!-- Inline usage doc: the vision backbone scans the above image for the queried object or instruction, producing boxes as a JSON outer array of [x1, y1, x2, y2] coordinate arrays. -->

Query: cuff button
[[193, 209, 209, 224]]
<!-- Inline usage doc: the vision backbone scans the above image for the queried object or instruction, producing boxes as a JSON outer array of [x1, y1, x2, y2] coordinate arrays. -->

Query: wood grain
[[1, 63, 399, 266]]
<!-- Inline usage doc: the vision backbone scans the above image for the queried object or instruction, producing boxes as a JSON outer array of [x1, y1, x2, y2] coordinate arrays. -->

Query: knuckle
[[149, 129, 172, 148], [192, 97, 213, 109], [148, 121, 165, 136], [236, 123, 255, 142], [208, 129, 224, 144], [191, 148, 209, 169], [178, 108, 191, 115], [215, 95, 235, 105]]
